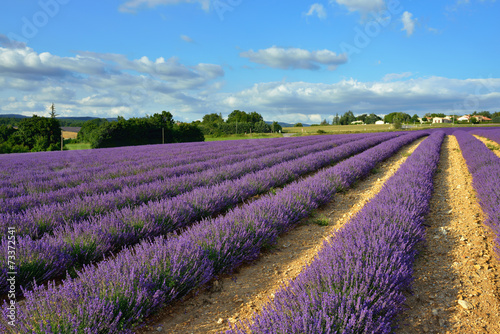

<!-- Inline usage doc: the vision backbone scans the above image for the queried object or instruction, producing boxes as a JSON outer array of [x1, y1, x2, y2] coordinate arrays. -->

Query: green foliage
[[227, 110, 263, 124], [384, 112, 411, 124], [270, 121, 282, 133], [317, 129, 326, 134], [202, 113, 224, 125], [411, 114, 420, 123], [0, 116, 61, 154], [470, 117, 479, 124], [365, 113, 382, 124], [294, 123, 303, 127], [320, 119, 329, 125], [492, 116, 500, 123], [18, 116, 61, 151], [88, 111, 204, 149], [339, 111, 356, 125], [77, 118, 109, 143], [472, 111, 492, 119]]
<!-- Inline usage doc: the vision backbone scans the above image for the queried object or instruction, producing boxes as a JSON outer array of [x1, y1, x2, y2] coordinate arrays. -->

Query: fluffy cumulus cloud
[[401, 11, 417, 36], [212, 77, 500, 123], [305, 4, 327, 19], [331, 0, 386, 15], [0, 34, 223, 119], [240, 46, 348, 70], [119, 0, 210, 13]]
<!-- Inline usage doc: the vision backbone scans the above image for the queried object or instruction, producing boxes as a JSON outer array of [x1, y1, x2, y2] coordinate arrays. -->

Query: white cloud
[[180, 34, 194, 43], [240, 46, 348, 70], [331, 0, 386, 15], [119, 0, 209, 13], [401, 11, 417, 36], [383, 72, 413, 82], [0, 35, 224, 119], [212, 77, 500, 121], [305, 4, 327, 19]]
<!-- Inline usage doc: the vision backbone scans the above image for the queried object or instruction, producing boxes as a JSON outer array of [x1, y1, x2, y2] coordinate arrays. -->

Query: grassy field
[[65, 143, 92, 150], [62, 131, 79, 139], [204, 133, 284, 141], [283, 123, 499, 134]]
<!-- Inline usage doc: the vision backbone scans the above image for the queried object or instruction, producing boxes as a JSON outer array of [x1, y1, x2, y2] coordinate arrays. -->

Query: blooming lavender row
[[455, 130, 500, 256], [0, 132, 398, 294], [470, 128, 500, 145], [0, 131, 428, 333], [0, 135, 329, 195], [0, 134, 297, 177], [228, 131, 444, 334], [0, 135, 326, 198], [0, 136, 365, 240], [0, 135, 336, 213]]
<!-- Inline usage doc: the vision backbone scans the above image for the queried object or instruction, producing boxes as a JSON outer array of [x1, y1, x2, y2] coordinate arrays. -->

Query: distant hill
[[0, 114, 117, 121], [265, 121, 311, 127]]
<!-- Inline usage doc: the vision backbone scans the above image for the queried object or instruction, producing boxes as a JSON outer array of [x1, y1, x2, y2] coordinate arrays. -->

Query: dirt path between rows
[[395, 135, 500, 333], [474, 135, 500, 158], [137, 137, 427, 334]]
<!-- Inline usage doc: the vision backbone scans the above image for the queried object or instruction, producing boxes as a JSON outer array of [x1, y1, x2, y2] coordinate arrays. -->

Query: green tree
[[227, 110, 248, 123], [472, 111, 492, 119], [77, 118, 109, 143], [294, 122, 303, 127], [410, 114, 420, 123], [202, 113, 224, 124], [49, 103, 57, 118], [470, 117, 479, 124], [356, 114, 367, 123], [271, 121, 282, 133], [339, 111, 356, 125], [365, 113, 382, 124], [320, 119, 330, 125], [17, 115, 61, 152], [384, 112, 411, 124]]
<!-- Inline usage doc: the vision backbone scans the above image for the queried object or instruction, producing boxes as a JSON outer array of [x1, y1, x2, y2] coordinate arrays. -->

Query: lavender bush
[[455, 130, 500, 256], [0, 131, 428, 333], [0, 132, 396, 294], [0, 135, 361, 239], [228, 131, 445, 334]]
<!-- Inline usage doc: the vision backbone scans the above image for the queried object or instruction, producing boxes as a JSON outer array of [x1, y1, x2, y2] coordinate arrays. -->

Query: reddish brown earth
[[137, 137, 426, 333]]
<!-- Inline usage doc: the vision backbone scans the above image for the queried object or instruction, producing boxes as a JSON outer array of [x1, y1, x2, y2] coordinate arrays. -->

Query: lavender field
[[1, 129, 499, 333]]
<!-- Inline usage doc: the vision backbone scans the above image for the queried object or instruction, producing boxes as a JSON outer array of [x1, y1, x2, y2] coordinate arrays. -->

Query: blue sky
[[0, 0, 499, 123]]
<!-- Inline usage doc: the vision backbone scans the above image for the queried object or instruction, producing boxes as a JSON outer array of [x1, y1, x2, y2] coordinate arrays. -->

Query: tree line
[[195, 110, 282, 136], [77, 111, 204, 148]]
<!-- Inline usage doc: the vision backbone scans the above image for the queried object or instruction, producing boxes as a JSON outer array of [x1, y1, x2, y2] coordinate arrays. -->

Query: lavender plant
[[0, 131, 428, 333], [0, 132, 395, 294], [455, 130, 500, 257], [228, 131, 444, 334]]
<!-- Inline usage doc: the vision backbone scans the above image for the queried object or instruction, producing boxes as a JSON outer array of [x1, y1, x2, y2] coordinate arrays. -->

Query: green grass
[[65, 143, 91, 150], [204, 133, 284, 141]]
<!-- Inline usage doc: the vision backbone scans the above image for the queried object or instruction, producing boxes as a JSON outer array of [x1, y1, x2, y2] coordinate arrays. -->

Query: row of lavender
[[0, 135, 366, 240], [0, 132, 398, 294], [229, 131, 444, 334], [0, 131, 428, 333], [0, 135, 326, 197], [0, 135, 336, 213], [471, 128, 500, 145], [455, 130, 500, 257]]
